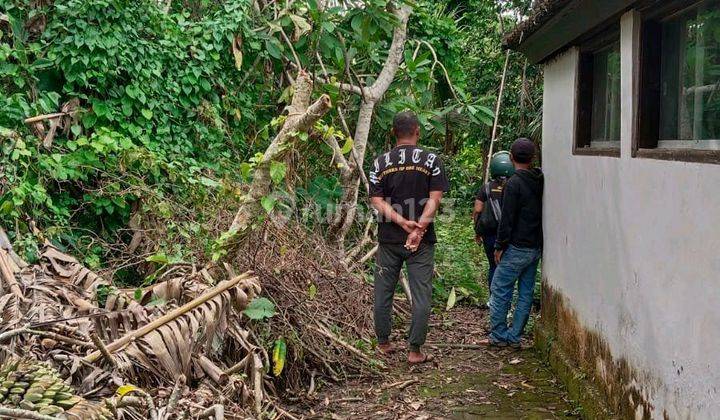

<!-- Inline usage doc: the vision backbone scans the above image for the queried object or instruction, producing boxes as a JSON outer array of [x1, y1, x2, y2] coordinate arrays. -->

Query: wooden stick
[[90, 332, 118, 368], [224, 354, 250, 376], [311, 323, 372, 363], [0, 326, 92, 348], [84, 272, 254, 363], [0, 327, 28, 343], [384, 378, 418, 390], [115, 395, 145, 408], [334, 397, 364, 403], [0, 227, 27, 268], [23, 111, 75, 124], [427, 342, 485, 350], [198, 355, 229, 385], [484, 49, 511, 184], [251, 352, 264, 415], [358, 244, 378, 265], [399, 271, 413, 310], [26, 329, 91, 348], [271, 401, 300, 420]]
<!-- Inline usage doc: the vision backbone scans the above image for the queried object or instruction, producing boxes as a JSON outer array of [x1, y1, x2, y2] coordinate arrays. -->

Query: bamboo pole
[[484, 49, 511, 184], [0, 249, 23, 298], [23, 112, 75, 124], [83, 272, 254, 363]]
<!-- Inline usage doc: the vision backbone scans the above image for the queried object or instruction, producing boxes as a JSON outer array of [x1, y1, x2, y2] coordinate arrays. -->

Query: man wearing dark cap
[[369, 111, 449, 365], [483, 138, 543, 348]]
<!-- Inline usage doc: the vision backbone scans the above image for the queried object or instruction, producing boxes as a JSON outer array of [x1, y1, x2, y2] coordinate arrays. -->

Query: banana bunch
[[0, 358, 112, 419]]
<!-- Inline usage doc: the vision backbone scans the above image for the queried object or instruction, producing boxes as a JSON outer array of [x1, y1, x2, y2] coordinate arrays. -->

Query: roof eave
[[506, 0, 637, 64]]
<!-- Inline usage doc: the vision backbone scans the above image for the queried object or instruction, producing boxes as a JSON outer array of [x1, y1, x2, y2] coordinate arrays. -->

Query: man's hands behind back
[[405, 228, 424, 252], [401, 219, 421, 234]]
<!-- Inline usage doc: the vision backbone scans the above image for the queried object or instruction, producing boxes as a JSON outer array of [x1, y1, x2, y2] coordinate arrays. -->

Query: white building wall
[[541, 10, 720, 419]]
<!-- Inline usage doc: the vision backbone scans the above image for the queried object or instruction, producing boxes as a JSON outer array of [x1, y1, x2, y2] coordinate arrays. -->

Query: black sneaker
[[483, 338, 508, 348]]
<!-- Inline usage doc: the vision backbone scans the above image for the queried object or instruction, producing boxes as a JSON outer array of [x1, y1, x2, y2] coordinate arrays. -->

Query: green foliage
[[434, 213, 488, 305], [0, 0, 542, 294], [0, 0, 266, 270], [269, 161, 287, 185], [243, 297, 277, 320]]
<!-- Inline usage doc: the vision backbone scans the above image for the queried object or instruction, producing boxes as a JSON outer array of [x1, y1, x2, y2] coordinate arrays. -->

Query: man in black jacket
[[485, 138, 543, 347]]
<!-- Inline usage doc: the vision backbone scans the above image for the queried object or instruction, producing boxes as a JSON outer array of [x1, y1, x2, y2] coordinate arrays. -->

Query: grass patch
[[434, 213, 489, 305]]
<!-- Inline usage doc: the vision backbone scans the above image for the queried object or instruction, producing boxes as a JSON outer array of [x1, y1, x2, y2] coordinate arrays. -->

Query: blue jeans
[[489, 245, 541, 344]]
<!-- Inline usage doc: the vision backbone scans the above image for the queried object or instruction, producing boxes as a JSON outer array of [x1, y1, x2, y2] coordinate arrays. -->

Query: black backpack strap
[[487, 182, 502, 221]]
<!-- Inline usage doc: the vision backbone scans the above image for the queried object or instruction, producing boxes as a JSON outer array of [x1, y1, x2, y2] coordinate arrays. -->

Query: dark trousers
[[374, 242, 435, 352], [482, 234, 497, 293]]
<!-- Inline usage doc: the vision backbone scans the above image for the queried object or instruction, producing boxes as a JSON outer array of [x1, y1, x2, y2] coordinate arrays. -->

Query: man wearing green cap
[[473, 151, 514, 298]]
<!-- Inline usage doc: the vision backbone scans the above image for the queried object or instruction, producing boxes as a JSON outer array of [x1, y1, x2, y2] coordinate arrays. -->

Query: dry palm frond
[[0, 217, 387, 418], [118, 278, 260, 384], [0, 293, 21, 329], [0, 238, 265, 418]]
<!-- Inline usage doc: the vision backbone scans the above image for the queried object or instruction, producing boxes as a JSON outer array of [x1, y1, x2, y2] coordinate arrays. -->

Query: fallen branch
[[0, 326, 92, 348], [90, 332, 118, 368], [26, 328, 91, 348], [271, 401, 300, 420], [224, 354, 250, 376], [427, 342, 486, 350], [333, 396, 364, 403], [384, 378, 418, 390], [399, 272, 413, 310], [0, 326, 29, 343], [311, 323, 373, 364], [129, 388, 158, 420], [84, 272, 255, 363], [165, 374, 186, 416], [0, 227, 28, 268], [0, 407, 58, 420], [198, 355, 229, 385], [358, 244, 378, 265], [251, 352, 264, 415]]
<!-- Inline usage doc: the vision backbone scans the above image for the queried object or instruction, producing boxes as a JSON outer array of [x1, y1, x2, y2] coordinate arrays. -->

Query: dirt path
[[301, 307, 579, 419]]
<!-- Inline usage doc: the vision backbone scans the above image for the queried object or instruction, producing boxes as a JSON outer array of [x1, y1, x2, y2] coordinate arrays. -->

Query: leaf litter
[[0, 222, 395, 418]]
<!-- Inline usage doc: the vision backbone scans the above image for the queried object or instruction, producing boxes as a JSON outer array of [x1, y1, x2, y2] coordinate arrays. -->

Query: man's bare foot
[[407, 351, 434, 365], [378, 343, 396, 355]]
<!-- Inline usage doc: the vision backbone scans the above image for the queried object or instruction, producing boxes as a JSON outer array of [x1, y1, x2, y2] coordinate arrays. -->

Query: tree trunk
[[327, 100, 375, 247], [326, 4, 412, 250], [230, 72, 331, 233]]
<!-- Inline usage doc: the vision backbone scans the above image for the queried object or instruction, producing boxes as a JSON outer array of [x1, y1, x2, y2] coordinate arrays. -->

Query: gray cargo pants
[[374, 242, 435, 352]]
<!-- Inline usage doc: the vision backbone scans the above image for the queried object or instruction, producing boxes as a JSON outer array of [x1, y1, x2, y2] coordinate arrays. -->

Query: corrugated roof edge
[[503, 0, 575, 49]]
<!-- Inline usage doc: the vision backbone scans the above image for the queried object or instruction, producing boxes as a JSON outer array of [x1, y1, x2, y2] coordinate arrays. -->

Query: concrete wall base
[[535, 282, 656, 420], [535, 319, 617, 419]]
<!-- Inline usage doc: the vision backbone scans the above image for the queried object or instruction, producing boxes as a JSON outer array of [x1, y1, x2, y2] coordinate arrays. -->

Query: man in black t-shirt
[[472, 151, 514, 297], [473, 178, 506, 293], [369, 111, 449, 365]]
